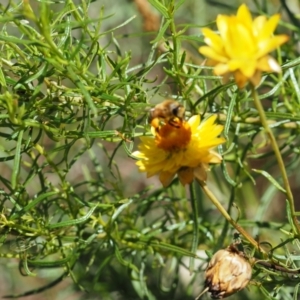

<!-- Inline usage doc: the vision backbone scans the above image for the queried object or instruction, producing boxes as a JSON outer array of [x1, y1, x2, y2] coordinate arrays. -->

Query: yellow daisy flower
[[199, 4, 289, 88], [132, 114, 225, 187]]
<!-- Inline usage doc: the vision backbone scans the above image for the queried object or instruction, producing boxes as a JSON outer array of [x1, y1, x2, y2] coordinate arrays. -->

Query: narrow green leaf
[[0, 34, 48, 46], [282, 57, 300, 68], [114, 245, 139, 273], [252, 169, 286, 193], [175, 0, 186, 11], [10, 191, 60, 220], [11, 130, 23, 189], [28, 256, 71, 267], [178, 34, 203, 42], [99, 15, 136, 37], [23, 64, 49, 84], [293, 283, 300, 300], [66, 66, 97, 114], [286, 200, 298, 235], [289, 68, 300, 104], [148, 240, 198, 257], [258, 71, 289, 99], [48, 205, 97, 229], [221, 155, 237, 186], [111, 199, 133, 222], [22, 256, 36, 277], [224, 93, 237, 139], [148, 0, 169, 18], [151, 20, 171, 44], [0, 66, 7, 87]]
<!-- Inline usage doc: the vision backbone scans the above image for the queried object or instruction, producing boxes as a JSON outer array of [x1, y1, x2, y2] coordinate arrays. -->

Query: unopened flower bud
[[196, 244, 252, 299]]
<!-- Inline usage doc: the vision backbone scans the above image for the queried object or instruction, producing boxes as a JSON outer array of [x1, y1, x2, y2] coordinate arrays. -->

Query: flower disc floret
[[154, 120, 191, 151]]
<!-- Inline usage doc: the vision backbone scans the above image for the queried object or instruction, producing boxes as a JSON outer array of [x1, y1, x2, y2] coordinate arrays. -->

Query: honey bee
[[149, 100, 185, 131]]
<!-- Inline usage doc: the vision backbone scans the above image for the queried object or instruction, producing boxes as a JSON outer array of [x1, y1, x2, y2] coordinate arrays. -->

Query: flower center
[[154, 118, 191, 151]]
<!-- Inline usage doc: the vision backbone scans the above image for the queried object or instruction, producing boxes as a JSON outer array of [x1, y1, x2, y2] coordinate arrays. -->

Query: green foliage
[[0, 0, 300, 299]]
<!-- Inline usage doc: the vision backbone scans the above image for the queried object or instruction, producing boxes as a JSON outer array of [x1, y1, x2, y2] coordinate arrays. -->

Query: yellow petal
[[194, 164, 208, 182], [226, 21, 256, 57], [237, 4, 253, 30], [199, 46, 228, 63], [198, 115, 217, 131], [132, 150, 141, 158], [217, 15, 230, 41], [257, 56, 281, 72], [240, 60, 257, 77], [188, 115, 200, 132], [200, 137, 226, 149], [151, 126, 156, 136], [257, 14, 280, 39], [253, 15, 267, 33], [205, 58, 219, 67], [221, 73, 231, 85], [207, 150, 223, 163], [139, 136, 155, 145], [159, 171, 175, 187], [136, 161, 146, 171], [177, 167, 194, 185], [214, 63, 230, 75], [228, 59, 258, 76], [267, 57, 282, 73], [202, 28, 224, 53], [257, 35, 289, 57], [146, 164, 165, 177], [249, 70, 262, 86], [234, 70, 248, 88]]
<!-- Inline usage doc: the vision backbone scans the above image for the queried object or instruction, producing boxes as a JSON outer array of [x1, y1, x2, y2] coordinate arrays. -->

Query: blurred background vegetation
[[0, 0, 300, 299]]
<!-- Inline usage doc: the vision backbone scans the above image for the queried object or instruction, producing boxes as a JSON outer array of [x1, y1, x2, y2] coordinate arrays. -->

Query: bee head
[[149, 100, 185, 123]]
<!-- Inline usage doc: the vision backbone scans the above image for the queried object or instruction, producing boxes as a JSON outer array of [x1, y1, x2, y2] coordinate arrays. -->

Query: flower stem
[[251, 85, 300, 235], [199, 182, 263, 252], [189, 182, 200, 272]]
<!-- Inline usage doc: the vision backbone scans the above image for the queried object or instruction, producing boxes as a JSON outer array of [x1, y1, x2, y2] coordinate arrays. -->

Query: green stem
[[251, 85, 300, 235], [168, 4, 184, 90], [200, 182, 263, 253], [189, 182, 199, 272]]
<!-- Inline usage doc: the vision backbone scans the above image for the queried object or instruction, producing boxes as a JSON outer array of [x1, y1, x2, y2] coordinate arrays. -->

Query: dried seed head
[[196, 244, 252, 299]]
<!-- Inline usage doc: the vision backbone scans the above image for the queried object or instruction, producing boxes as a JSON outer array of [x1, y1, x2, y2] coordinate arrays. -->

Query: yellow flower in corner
[[199, 4, 289, 88], [132, 101, 225, 187]]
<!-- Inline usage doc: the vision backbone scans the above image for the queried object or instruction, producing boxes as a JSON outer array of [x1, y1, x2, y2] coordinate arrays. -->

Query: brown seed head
[[197, 244, 252, 299]]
